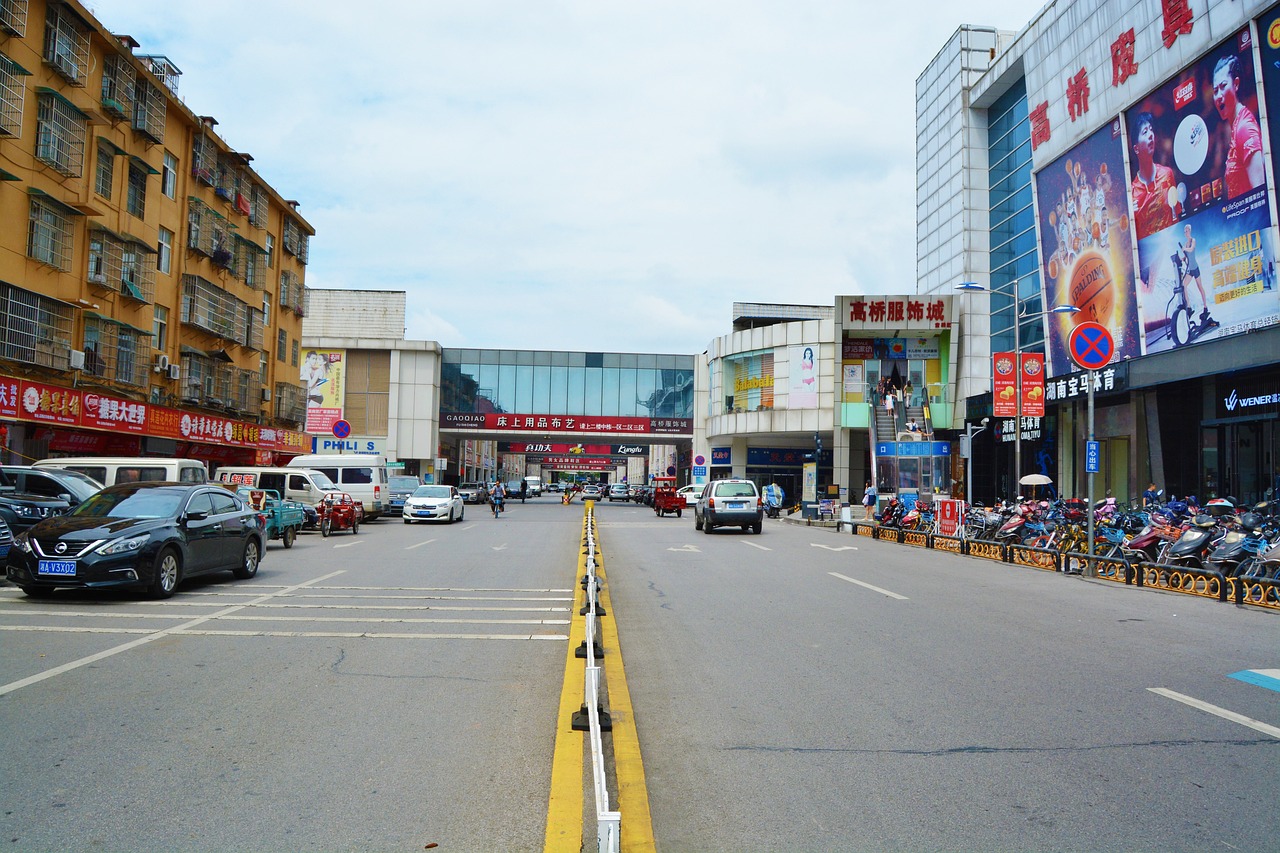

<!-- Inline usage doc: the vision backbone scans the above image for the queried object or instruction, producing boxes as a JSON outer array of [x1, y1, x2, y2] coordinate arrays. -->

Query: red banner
[[992, 353, 1018, 417], [502, 442, 614, 454], [1020, 353, 1045, 418], [443, 412, 691, 435]]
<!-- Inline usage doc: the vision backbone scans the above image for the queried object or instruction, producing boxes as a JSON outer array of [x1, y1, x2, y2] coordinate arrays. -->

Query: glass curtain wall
[[988, 79, 1041, 354]]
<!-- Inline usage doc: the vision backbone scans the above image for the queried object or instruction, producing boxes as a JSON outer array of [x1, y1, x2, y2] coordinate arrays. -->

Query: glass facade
[[441, 349, 694, 419], [987, 79, 1043, 354]]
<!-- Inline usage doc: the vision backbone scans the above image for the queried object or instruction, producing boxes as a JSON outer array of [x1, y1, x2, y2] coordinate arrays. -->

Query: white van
[[34, 456, 207, 486], [214, 466, 339, 526], [524, 476, 542, 497], [286, 454, 389, 519]]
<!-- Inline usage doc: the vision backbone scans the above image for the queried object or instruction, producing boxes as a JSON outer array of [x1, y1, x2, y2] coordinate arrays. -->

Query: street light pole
[[964, 416, 990, 507]]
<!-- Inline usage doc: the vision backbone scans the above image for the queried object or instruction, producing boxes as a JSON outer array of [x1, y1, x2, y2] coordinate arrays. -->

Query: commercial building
[[0, 0, 312, 467], [918, 0, 1280, 506]]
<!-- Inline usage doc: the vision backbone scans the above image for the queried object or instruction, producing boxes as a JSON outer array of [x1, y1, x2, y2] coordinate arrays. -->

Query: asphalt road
[[2, 497, 1277, 853]]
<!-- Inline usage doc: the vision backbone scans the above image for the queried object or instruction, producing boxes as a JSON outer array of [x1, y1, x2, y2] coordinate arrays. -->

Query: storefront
[[1204, 366, 1280, 504]]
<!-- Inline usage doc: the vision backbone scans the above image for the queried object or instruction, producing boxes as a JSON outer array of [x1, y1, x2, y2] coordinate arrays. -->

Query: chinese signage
[[993, 352, 1018, 417], [501, 442, 614, 455], [1043, 364, 1128, 402], [0, 375, 308, 452], [441, 412, 692, 435], [841, 296, 952, 330], [302, 349, 345, 434], [874, 442, 951, 457], [1020, 353, 1045, 418], [746, 447, 832, 466], [841, 337, 941, 360]]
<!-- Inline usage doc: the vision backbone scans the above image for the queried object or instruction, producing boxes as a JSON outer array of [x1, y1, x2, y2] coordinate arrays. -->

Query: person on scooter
[[763, 482, 784, 518]]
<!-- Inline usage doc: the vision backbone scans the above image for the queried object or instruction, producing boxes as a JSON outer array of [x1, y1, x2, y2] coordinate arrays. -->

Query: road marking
[[0, 570, 346, 698], [333, 539, 363, 548], [1148, 688, 1280, 739], [812, 543, 858, 552], [828, 572, 908, 600], [1229, 669, 1280, 694], [742, 541, 771, 551], [492, 544, 508, 551], [667, 544, 701, 552], [406, 539, 437, 549]]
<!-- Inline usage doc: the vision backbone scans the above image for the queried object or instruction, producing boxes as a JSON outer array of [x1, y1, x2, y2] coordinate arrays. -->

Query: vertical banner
[[1124, 29, 1279, 355], [993, 352, 1018, 417], [936, 498, 962, 537], [1034, 121, 1142, 376], [1020, 353, 1045, 417], [790, 345, 818, 408], [301, 349, 346, 433]]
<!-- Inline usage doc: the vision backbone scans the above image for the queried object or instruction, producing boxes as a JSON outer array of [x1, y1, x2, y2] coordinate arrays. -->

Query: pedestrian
[[1142, 482, 1159, 507], [903, 380, 914, 406], [906, 417, 921, 434], [862, 481, 877, 520]]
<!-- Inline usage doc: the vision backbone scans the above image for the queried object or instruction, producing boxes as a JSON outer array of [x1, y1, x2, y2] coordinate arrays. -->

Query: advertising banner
[[1260, 9, 1280, 200], [441, 412, 692, 435], [993, 352, 1018, 417], [790, 346, 818, 408], [842, 363, 864, 394], [1035, 120, 1143, 376], [302, 349, 345, 434], [842, 338, 874, 359], [1020, 353, 1046, 418], [1124, 29, 1279, 355]]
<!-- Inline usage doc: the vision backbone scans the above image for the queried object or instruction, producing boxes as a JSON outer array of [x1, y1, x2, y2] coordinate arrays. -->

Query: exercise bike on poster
[[1163, 248, 1220, 348]]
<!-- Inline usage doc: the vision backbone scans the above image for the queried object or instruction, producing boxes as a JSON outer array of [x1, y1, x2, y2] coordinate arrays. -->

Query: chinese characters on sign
[[843, 297, 950, 329], [1030, 101, 1051, 150], [993, 353, 1018, 417], [1111, 28, 1138, 86], [1161, 0, 1194, 48], [1067, 68, 1090, 121], [441, 412, 692, 435]]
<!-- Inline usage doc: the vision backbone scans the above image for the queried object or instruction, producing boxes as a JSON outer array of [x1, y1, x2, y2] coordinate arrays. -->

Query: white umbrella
[[1019, 474, 1053, 485]]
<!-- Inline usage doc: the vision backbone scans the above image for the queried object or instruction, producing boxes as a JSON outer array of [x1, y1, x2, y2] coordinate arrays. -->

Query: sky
[[96, 0, 1032, 354]]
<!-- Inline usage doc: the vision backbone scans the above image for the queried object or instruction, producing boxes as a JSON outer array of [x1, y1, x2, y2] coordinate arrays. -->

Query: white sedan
[[402, 485, 465, 523], [677, 484, 701, 506]]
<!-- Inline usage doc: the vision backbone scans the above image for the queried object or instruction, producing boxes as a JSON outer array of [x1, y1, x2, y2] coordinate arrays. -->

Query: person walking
[[862, 481, 877, 520], [490, 480, 506, 516]]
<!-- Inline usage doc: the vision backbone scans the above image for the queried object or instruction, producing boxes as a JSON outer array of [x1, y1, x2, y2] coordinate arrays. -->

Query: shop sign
[[1216, 369, 1280, 418], [999, 417, 1043, 443], [1044, 364, 1127, 402], [734, 375, 773, 393], [710, 447, 731, 465], [612, 444, 647, 455], [501, 442, 613, 454], [746, 447, 831, 466], [842, 337, 942, 360], [841, 295, 952, 330], [875, 442, 950, 456], [83, 393, 148, 432], [441, 412, 692, 435]]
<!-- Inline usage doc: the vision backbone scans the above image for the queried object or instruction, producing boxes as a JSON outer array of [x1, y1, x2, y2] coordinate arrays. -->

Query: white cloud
[[102, 0, 1031, 352]]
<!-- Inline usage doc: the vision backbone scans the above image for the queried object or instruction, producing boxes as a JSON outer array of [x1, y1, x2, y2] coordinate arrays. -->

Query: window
[[1, 0, 28, 37], [157, 226, 173, 274], [94, 140, 114, 197], [276, 329, 287, 362], [262, 292, 271, 326], [28, 196, 72, 270], [265, 233, 274, 268], [0, 282, 74, 369], [161, 150, 177, 198], [126, 161, 146, 218], [35, 91, 86, 176], [291, 339, 299, 367], [100, 53, 133, 121], [1, 52, 29, 137], [131, 78, 164, 143], [153, 305, 168, 351], [43, 3, 87, 85], [87, 234, 105, 283]]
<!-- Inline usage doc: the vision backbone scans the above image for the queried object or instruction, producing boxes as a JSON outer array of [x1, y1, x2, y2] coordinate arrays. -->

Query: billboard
[[1035, 120, 1142, 376], [302, 349, 345, 433], [790, 346, 818, 408], [1123, 29, 1279, 355]]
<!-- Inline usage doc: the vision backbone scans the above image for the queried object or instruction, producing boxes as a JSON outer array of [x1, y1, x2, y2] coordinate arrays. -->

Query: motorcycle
[[876, 496, 904, 528], [1162, 512, 1224, 569], [1206, 508, 1272, 578]]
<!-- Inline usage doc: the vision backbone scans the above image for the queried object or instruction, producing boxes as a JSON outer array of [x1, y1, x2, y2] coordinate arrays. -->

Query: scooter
[[1206, 509, 1271, 578], [1162, 513, 1223, 569], [764, 500, 781, 519], [875, 496, 904, 528]]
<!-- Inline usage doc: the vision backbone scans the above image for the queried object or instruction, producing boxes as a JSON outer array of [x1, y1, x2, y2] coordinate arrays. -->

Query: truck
[[523, 476, 543, 497]]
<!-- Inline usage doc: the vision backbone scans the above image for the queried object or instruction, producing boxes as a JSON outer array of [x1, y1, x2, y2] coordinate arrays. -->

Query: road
[[2, 496, 1277, 852]]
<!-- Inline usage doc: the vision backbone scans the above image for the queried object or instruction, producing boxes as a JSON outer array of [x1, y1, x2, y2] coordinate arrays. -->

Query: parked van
[[286, 454, 389, 519], [34, 457, 207, 486], [214, 467, 340, 527]]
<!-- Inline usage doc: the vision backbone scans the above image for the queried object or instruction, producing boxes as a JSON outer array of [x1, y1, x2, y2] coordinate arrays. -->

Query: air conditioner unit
[[261, 387, 272, 402], [153, 353, 170, 372], [166, 363, 182, 381], [53, 52, 79, 80], [69, 349, 85, 370]]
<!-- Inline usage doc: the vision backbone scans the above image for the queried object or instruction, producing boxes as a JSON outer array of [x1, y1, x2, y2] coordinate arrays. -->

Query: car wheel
[[459, 507, 465, 522], [151, 548, 181, 599], [321, 517, 331, 537], [703, 520, 713, 534], [20, 585, 55, 598], [283, 527, 296, 549], [695, 513, 703, 530], [352, 519, 360, 535], [233, 539, 260, 580], [676, 508, 682, 518], [403, 518, 411, 524]]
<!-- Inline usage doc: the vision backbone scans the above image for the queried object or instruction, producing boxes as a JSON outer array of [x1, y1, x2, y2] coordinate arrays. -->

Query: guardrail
[[571, 505, 622, 852], [844, 522, 1279, 612]]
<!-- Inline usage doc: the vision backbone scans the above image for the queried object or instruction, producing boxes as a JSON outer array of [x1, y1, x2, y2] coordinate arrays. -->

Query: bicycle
[[491, 494, 504, 517]]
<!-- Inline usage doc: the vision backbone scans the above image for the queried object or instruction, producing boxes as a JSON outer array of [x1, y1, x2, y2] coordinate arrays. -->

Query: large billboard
[[1123, 28, 1279, 355], [302, 349, 345, 433], [1035, 120, 1141, 376]]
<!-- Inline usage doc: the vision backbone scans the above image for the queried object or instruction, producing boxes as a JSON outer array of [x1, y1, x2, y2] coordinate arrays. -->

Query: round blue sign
[[332, 419, 352, 439]]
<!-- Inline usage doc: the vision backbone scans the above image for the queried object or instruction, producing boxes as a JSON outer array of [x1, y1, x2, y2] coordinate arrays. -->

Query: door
[[181, 491, 220, 573], [207, 489, 247, 570]]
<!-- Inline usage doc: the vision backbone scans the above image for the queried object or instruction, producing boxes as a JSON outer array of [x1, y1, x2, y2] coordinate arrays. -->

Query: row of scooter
[[953, 494, 1280, 580]]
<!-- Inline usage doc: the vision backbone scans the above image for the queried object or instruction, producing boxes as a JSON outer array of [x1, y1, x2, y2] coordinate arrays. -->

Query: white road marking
[[491, 544, 508, 551], [1148, 688, 1280, 739], [742, 541, 771, 551], [0, 571, 346, 698], [333, 540, 363, 549], [406, 539, 437, 549], [812, 543, 858, 552], [668, 544, 701, 552], [828, 572, 909, 600]]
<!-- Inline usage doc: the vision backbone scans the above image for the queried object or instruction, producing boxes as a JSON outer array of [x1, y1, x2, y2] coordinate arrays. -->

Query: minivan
[[286, 454, 389, 519], [34, 457, 208, 486], [214, 466, 340, 527]]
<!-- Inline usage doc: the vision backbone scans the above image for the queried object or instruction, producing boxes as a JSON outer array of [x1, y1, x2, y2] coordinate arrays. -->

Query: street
[[1, 497, 1277, 852]]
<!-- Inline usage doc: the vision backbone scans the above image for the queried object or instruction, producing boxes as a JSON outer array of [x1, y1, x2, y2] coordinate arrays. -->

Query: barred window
[[274, 381, 304, 425], [100, 53, 133, 121], [180, 273, 249, 344], [28, 195, 73, 270], [239, 237, 266, 290], [126, 161, 146, 217], [187, 197, 214, 254], [1, 0, 28, 37], [191, 133, 215, 184], [94, 140, 114, 198], [131, 78, 164, 143], [282, 219, 309, 263], [82, 317, 149, 386], [290, 339, 299, 367], [43, 3, 88, 86], [0, 52, 30, 137], [0, 281, 73, 369], [250, 185, 267, 227], [35, 91, 86, 176]]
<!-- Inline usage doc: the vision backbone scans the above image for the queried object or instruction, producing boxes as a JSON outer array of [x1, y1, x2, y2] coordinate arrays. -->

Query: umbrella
[[1019, 474, 1053, 485]]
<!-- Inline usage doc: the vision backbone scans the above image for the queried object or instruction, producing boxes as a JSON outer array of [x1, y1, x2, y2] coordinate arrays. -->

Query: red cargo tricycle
[[651, 476, 684, 518], [318, 491, 363, 536]]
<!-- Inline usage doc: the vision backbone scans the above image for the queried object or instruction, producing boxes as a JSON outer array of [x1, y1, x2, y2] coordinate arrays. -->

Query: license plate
[[416, 511, 431, 517], [38, 559, 76, 577], [728, 501, 746, 510]]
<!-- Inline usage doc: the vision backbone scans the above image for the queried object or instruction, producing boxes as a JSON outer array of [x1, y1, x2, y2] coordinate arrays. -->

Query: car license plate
[[37, 559, 76, 577], [416, 510, 431, 517], [727, 501, 746, 510]]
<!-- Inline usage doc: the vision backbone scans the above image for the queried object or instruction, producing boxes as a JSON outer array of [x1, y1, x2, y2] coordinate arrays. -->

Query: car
[[458, 482, 488, 504], [6, 482, 266, 599], [1, 465, 104, 507], [0, 467, 75, 533], [694, 478, 764, 534], [580, 484, 603, 499], [386, 475, 424, 512], [676, 484, 700, 506], [545, 482, 562, 493], [607, 483, 630, 501], [0, 516, 12, 561], [402, 485, 465, 523]]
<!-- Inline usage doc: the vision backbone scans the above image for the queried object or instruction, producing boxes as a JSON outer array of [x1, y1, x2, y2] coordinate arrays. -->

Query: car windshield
[[71, 488, 186, 519], [413, 486, 451, 499], [390, 477, 421, 491], [310, 472, 338, 490], [715, 483, 757, 498]]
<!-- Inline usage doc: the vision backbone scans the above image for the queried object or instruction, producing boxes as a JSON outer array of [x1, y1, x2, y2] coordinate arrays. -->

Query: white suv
[[695, 478, 764, 534]]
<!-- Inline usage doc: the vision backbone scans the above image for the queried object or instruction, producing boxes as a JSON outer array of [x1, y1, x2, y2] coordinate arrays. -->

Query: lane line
[[405, 539, 437, 549], [1229, 669, 1280, 694], [742, 541, 771, 551], [0, 571, 346, 698], [828, 572, 909, 600], [333, 540, 363, 549], [1148, 688, 1280, 739]]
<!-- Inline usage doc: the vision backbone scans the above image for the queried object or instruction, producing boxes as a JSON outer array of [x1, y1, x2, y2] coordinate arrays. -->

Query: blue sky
[[100, 0, 1031, 353]]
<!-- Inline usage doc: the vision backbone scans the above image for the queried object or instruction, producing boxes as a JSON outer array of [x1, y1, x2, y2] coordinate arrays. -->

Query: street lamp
[[963, 416, 989, 507], [956, 280, 1078, 497]]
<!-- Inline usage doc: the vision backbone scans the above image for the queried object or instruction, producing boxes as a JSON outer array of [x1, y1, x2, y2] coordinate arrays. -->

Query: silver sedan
[[402, 485, 465, 523]]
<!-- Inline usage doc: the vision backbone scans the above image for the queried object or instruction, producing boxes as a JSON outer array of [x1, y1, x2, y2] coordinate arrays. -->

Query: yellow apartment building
[[0, 0, 312, 466]]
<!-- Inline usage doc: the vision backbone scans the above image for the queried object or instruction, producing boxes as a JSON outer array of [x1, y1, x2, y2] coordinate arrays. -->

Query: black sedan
[[6, 482, 266, 599]]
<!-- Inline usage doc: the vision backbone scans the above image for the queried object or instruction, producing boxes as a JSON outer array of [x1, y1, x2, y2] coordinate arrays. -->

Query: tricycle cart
[[651, 476, 683, 517], [317, 491, 363, 537], [239, 488, 306, 548]]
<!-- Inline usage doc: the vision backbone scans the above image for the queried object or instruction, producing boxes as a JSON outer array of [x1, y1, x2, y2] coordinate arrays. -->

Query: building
[[919, 0, 1280, 506], [0, 0, 311, 467]]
